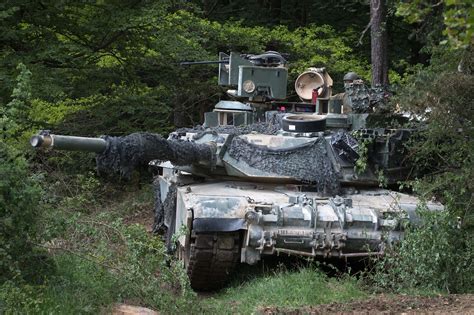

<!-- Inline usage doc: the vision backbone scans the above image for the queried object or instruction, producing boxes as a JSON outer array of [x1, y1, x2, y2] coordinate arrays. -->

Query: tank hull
[[156, 173, 442, 267]]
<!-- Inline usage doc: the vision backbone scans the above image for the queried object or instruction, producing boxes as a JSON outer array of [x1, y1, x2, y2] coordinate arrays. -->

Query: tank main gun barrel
[[30, 131, 217, 178], [30, 132, 107, 153]]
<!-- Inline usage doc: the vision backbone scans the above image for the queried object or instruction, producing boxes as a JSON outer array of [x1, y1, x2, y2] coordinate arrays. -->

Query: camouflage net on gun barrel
[[96, 132, 215, 178]]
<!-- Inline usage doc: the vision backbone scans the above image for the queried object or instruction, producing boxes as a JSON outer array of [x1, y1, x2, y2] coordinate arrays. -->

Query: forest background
[[0, 0, 473, 313]]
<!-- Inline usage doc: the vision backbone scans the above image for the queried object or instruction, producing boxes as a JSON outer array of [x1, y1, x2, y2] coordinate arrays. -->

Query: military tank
[[31, 51, 442, 291]]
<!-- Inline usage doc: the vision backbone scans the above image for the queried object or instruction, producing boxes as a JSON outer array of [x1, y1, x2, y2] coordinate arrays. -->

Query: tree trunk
[[370, 0, 389, 86], [270, 0, 281, 23], [296, 0, 309, 26]]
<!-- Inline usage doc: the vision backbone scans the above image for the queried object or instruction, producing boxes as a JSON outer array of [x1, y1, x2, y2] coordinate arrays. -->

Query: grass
[[1, 181, 367, 315], [37, 255, 120, 314], [200, 267, 366, 314], [2, 256, 366, 314]]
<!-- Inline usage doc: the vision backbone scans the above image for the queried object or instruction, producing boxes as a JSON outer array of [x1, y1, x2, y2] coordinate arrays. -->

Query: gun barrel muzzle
[[30, 133, 107, 153]]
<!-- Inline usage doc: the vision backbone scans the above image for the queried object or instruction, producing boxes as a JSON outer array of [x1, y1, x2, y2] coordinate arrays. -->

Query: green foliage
[[1, 2, 372, 139], [442, 0, 474, 48], [30, 96, 96, 126], [0, 281, 45, 314], [14, 176, 198, 314], [58, 172, 101, 213], [395, 48, 473, 225], [376, 170, 388, 188], [35, 221, 196, 314], [371, 47, 474, 294], [370, 209, 473, 293], [397, 0, 473, 49], [0, 63, 33, 147], [0, 141, 44, 282], [352, 133, 372, 175]]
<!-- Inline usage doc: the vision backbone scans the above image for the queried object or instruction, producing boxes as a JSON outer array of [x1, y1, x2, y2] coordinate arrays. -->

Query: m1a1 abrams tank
[[31, 51, 442, 291]]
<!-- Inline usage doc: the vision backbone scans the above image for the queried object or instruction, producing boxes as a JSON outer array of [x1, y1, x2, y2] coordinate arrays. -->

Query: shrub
[[371, 47, 474, 294], [371, 209, 473, 293], [0, 140, 45, 282]]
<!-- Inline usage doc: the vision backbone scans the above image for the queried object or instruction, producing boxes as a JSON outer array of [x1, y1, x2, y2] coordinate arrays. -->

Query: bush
[[0, 140, 45, 282], [400, 49, 473, 229], [371, 209, 474, 293], [371, 47, 474, 294], [0, 281, 45, 314]]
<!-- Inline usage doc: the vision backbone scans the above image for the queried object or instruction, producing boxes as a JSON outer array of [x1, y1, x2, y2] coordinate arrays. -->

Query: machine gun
[[181, 51, 289, 101], [180, 51, 288, 67]]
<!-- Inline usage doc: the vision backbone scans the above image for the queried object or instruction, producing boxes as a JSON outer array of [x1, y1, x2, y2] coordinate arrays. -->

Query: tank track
[[187, 232, 241, 291]]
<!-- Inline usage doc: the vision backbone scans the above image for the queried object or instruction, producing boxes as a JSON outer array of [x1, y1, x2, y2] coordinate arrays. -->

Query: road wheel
[[183, 232, 241, 291]]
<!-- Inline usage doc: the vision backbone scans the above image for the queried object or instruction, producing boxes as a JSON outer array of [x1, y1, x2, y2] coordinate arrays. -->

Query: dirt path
[[260, 294, 474, 314]]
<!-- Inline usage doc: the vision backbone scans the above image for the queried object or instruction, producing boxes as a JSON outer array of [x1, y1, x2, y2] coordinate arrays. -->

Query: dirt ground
[[259, 294, 474, 315], [124, 209, 154, 232]]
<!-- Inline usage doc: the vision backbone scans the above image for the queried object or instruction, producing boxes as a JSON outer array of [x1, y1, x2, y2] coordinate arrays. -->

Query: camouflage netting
[[152, 179, 177, 251], [346, 81, 371, 113], [228, 135, 340, 194], [94, 113, 285, 177], [346, 82, 391, 113], [94, 114, 340, 193], [96, 132, 214, 178], [369, 85, 391, 111], [152, 177, 164, 234]]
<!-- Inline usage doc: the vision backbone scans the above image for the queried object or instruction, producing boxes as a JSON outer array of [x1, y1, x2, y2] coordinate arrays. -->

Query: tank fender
[[192, 218, 246, 233], [180, 191, 249, 233]]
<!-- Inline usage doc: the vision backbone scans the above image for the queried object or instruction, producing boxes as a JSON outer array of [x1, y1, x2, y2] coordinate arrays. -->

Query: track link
[[186, 232, 241, 291]]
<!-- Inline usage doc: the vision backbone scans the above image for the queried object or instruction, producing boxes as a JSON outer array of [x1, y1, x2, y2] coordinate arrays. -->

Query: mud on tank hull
[[156, 172, 442, 291]]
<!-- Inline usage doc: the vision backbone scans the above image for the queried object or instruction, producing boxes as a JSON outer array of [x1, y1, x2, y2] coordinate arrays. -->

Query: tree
[[370, 0, 389, 86], [397, 0, 473, 50]]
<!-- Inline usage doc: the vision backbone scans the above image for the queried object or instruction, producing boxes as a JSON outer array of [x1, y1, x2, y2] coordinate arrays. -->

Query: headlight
[[243, 80, 256, 93]]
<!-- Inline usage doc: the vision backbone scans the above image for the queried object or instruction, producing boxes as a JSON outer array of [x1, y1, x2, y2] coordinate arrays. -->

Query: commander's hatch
[[204, 100, 254, 128]]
